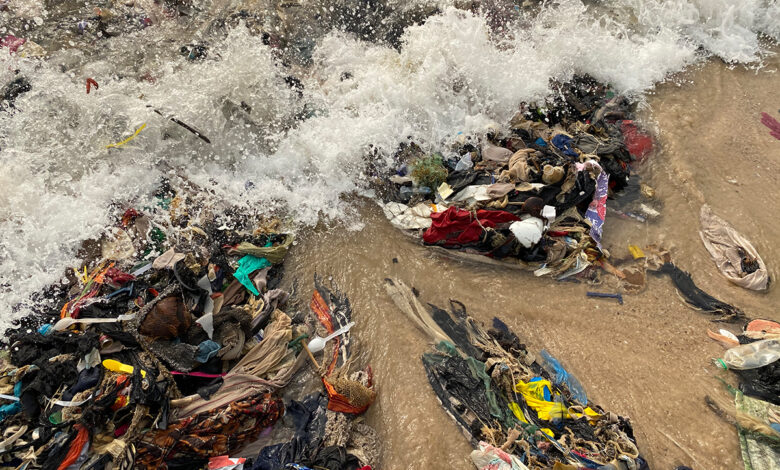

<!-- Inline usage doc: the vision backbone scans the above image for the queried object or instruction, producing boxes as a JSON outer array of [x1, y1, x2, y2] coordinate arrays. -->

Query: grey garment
[[252, 267, 272, 293], [213, 307, 253, 361], [145, 340, 199, 372], [486, 183, 515, 199], [481, 143, 513, 163], [572, 133, 623, 155], [699, 205, 768, 290], [252, 288, 290, 330]]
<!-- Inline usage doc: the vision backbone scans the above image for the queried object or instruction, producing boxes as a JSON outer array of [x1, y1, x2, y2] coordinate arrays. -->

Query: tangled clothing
[[229, 235, 294, 264], [699, 205, 768, 291], [423, 207, 520, 246], [499, 149, 534, 183], [136, 393, 283, 469], [252, 394, 329, 470], [735, 359, 780, 406], [550, 134, 578, 158], [175, 312, 304, 418]]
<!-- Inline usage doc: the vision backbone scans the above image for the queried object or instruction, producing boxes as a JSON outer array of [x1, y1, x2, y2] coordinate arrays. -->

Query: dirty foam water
[[281, 51, 780, 468], [1, 0, 780, 468]]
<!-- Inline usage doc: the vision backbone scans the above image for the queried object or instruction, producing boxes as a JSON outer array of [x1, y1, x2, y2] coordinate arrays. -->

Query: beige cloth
[[382, 202, 435, 230], [499, 149, 534, 183], [481, 143, 513, 163], [699, 205, 768, 290], [152, 248, 185, 270], [384, 278, 452, 345], [231, 235, 294, 264], [175, 311, 304, 417], [486, 183, 515, 199]]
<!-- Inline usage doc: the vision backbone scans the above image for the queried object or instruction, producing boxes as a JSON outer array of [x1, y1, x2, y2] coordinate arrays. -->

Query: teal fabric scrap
[[233, 255, 271, 296]]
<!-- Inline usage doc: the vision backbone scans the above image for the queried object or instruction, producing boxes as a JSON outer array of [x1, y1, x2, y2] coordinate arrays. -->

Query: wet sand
[[280, 53, 780, 469]]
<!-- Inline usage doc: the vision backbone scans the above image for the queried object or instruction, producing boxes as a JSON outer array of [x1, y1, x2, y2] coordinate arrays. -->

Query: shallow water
[[2, 0, 780, 468], [282, 52, 780, 468]]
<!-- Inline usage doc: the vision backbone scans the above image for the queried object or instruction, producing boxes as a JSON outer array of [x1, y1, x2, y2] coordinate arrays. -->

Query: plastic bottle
[[721, 339, 780, 370], [538, 350, 588, 405]]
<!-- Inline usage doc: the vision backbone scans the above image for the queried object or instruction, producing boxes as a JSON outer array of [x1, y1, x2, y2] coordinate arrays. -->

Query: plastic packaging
[[721, 339, 780, 370], [538, 350, 588, 405], [509, 218, 545, 248], [455, 153, 473, 171], [399, 185, 432, 200]]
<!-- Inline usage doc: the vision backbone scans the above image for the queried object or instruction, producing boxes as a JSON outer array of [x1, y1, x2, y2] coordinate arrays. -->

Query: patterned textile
[[135, 393, 283, 469]]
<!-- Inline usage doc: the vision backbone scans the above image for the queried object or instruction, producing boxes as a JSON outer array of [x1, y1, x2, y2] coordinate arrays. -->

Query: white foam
[[0, 0, 777, 329]]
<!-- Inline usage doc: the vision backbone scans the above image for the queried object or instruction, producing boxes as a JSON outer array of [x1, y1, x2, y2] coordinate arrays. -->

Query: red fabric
[[761, 112, 780, 140], [322, 378, 374, 415], [121, 208, 139, 226], [1, 35, 26, 53], [208, 456, 246, 469], [86, 78, 99, 94], [114, 423, 130, 437], [105, 267, 135, 285], [310, 289, 340, 376], [620, 120, 653, 161], [423, 206, 520, 246], [57, 425, 89, 470]]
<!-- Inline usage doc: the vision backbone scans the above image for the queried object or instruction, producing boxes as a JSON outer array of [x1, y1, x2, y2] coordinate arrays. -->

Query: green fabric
[[233, 254, 272, 296], [435, 340, 458, 356], [233, 235, 293, 264], [465, 356, 514, 427], [288, 334, 309, 353], [433, 340, 516, 428], [736, 391, 780, 470]]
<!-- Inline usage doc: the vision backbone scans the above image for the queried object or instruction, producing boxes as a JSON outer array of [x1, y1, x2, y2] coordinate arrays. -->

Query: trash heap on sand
[[694, 205, 778, 470], [709, 318, 780, 470], [385, 278, 648, 470], [380, 76, 656, 280], [0, 183, 378, 470]]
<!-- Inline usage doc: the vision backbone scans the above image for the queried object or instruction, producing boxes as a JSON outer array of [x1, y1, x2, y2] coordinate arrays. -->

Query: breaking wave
[[0, 0, 777, 328]]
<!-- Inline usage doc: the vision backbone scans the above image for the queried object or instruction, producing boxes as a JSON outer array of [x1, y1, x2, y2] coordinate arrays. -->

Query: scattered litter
[[586, 291, 624, 305], [148, 106, 212, 144], [386, 278, 648, 470], [699, 205, 768, 291], [86, 78, 99, 94], [106, 123, 147, 148], [707, 318, 780, 468], [0, 183, 377, 470], [380, 76, 656, 282], [628, 245, 645, 259], [761, 112, 780, 140]]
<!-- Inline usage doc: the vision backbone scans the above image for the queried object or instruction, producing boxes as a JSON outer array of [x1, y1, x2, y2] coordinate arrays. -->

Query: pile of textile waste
[[0, 182, 377, 470], [385, 278, 648, 470], [380, 76, 657, 281], [707, 318, 780, 470]]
